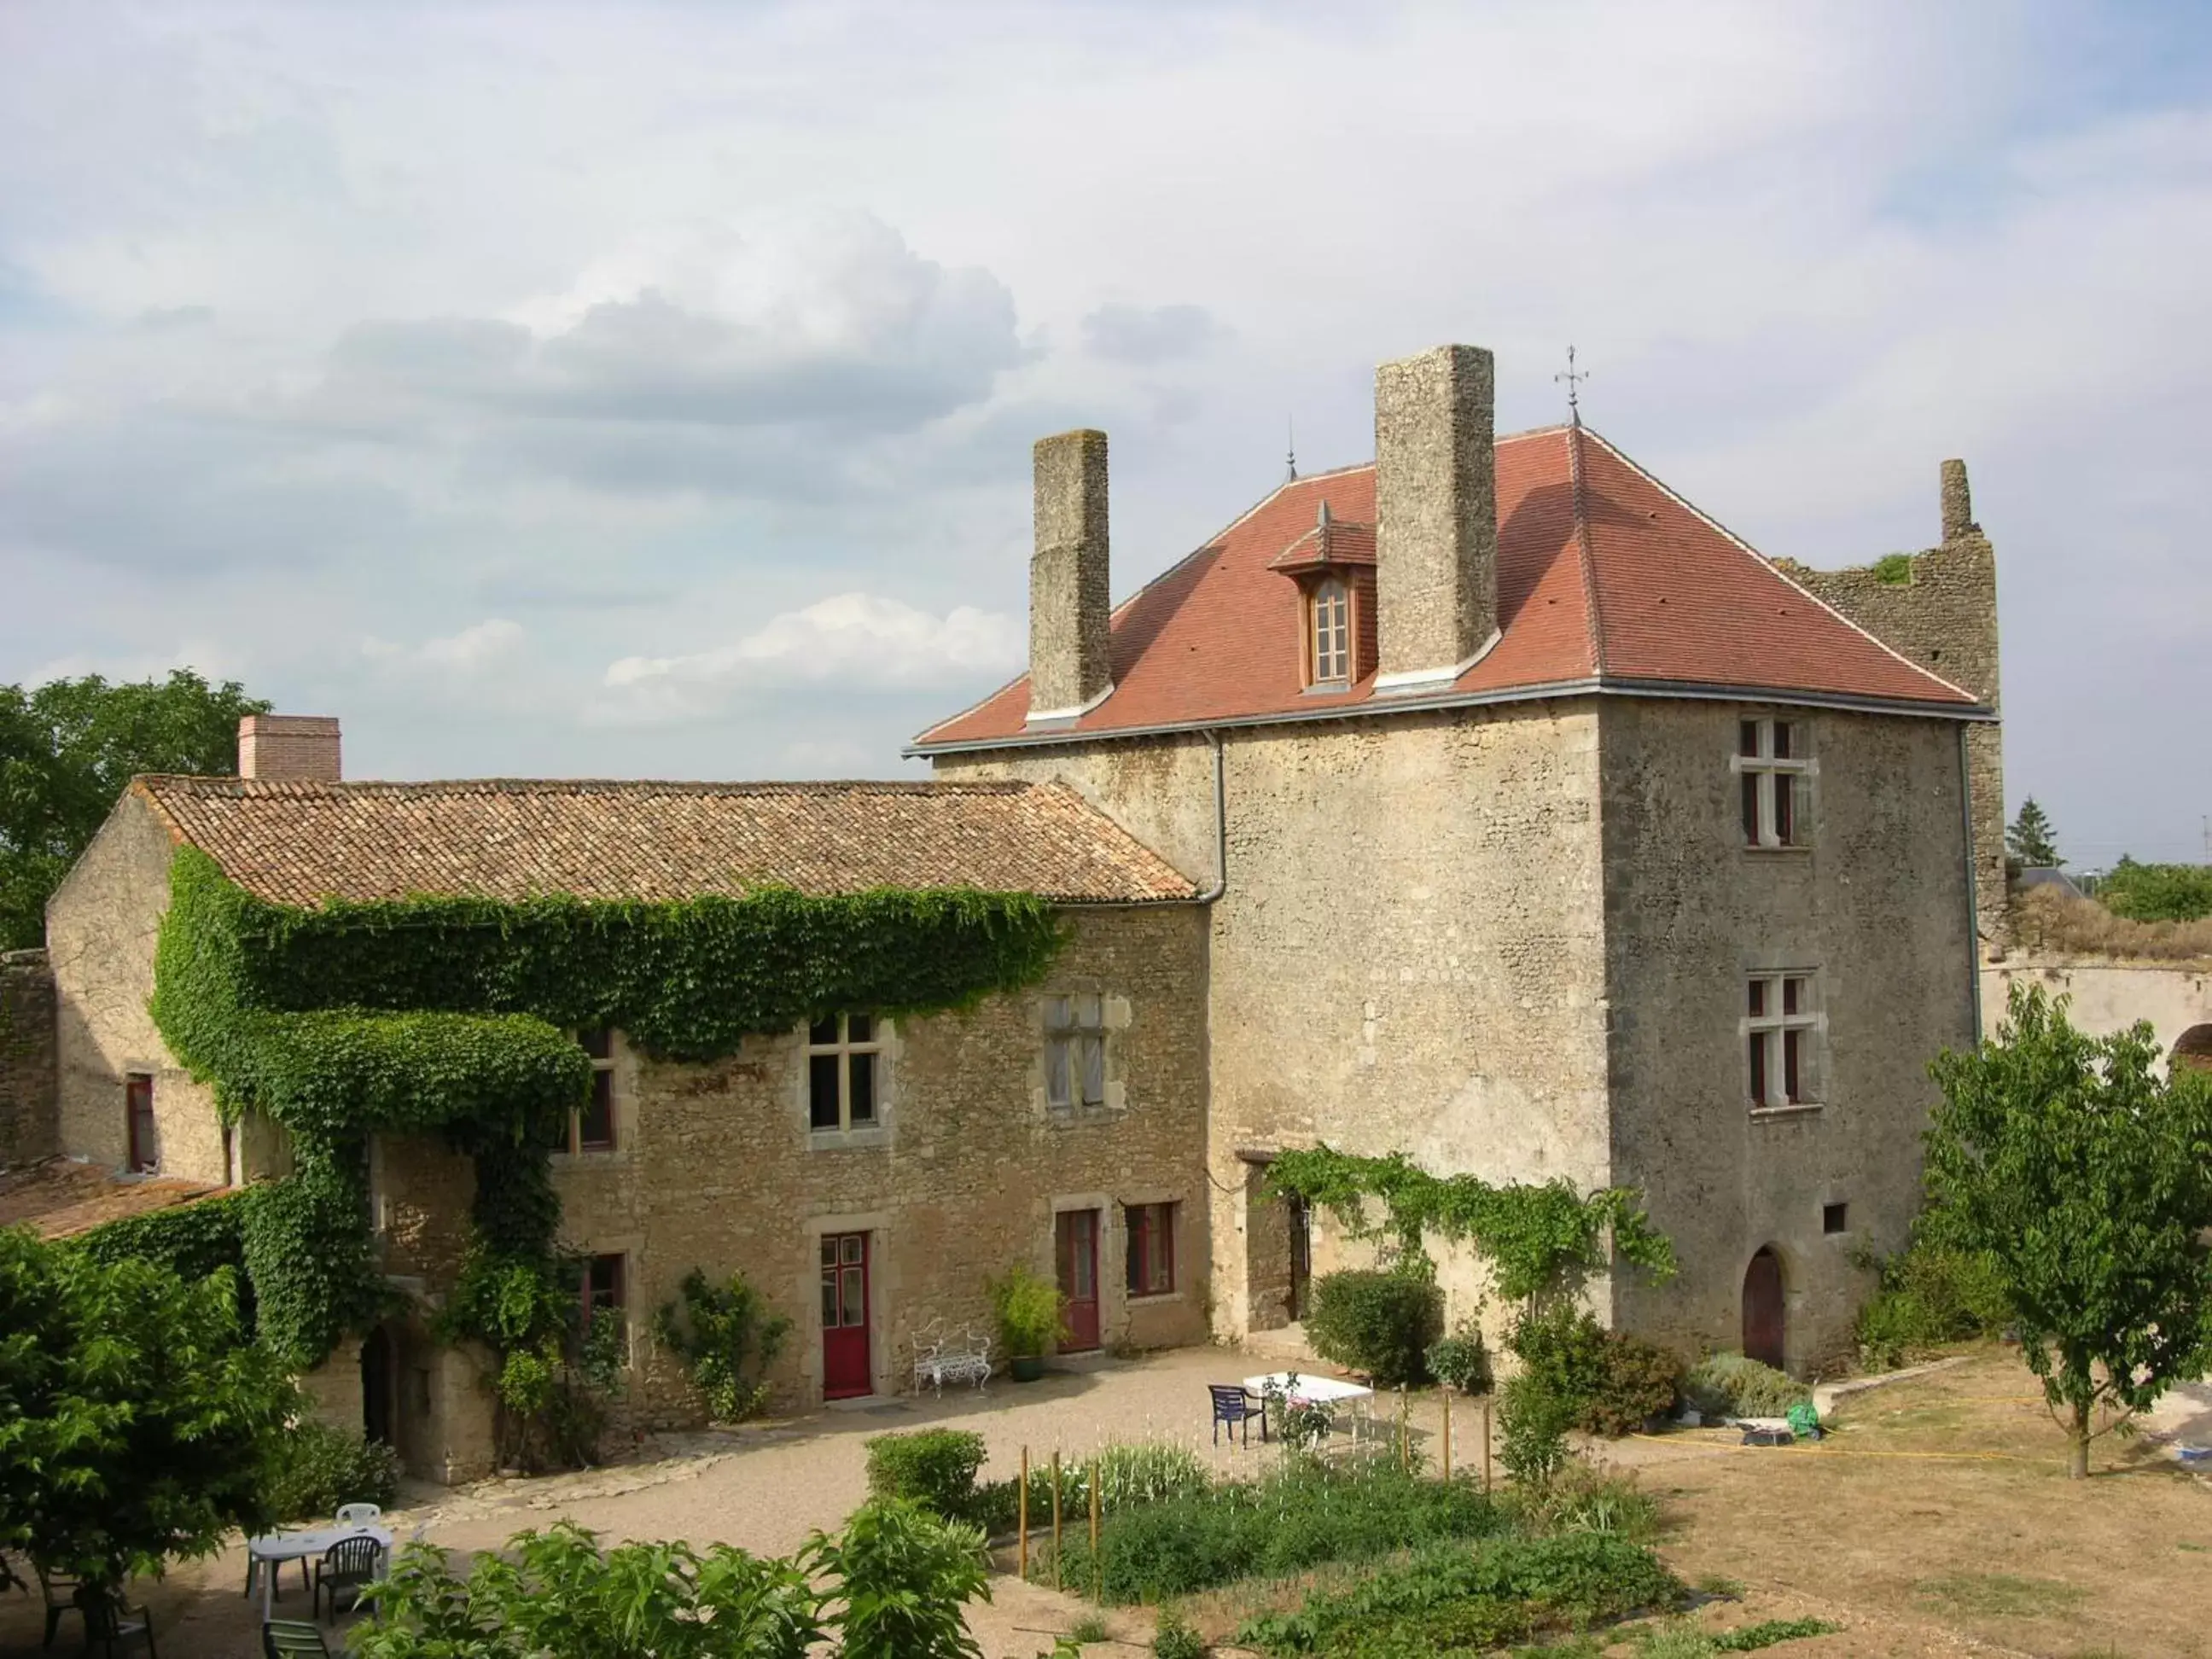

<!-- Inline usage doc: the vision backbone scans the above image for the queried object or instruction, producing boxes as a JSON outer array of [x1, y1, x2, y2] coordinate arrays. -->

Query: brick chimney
[[237, 714, 341, 783], [1027, 428, 1113, 725], [1373, 345, 1499, 692], [1940, 457, 1976, 542]]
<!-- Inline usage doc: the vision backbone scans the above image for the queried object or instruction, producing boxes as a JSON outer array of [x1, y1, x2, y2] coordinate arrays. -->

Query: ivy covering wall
[[148, 847, 1067, 1374]]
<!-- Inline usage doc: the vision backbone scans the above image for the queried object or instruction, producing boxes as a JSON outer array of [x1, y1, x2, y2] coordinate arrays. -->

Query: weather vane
[[1285, 416, 1298, 483], [1556, 346, 1588, 424]]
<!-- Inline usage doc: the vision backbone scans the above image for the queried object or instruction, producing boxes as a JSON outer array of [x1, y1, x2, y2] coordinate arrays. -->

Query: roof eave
[[906, 676, 1994, 758]]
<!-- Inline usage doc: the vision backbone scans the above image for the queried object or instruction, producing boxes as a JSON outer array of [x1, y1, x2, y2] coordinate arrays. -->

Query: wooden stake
[[1089, 1457, 1102, 1604], [1481, 1400, 1493, 1493], [1442, 1388, 1452, 1480], [1018, 1447, 1029, 1580], [1399, 1386, 1408, 1471], [1051, 1451, 1063, 1591]]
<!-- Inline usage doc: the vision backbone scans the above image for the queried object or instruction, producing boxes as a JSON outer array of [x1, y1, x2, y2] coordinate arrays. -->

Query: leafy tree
[[0, 670, 267, 947], [2097, 855, 2212, 923], [2005, 796, 2062, 868], [0, 1225, 295, 1591], [806, 1497, 990, 1659], [1923, 983, 2212, 1476]]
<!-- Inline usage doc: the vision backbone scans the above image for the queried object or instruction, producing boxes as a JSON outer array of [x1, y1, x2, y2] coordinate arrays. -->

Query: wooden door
[[1056, 1209, 1101, 1352], [1742, 1246, 1785, 1371], [820, 1232, 872, 1398], [361, 1325, 395, 1446], [1287, 1194, 1313, 1323]]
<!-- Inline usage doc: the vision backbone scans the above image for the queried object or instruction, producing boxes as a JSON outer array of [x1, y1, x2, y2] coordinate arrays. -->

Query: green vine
[[1264, 1147, 1676, 1307], [146, 846, 1068, 1392]]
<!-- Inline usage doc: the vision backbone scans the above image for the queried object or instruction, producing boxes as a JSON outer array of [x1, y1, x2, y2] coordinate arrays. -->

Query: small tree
[[1924, 984, 2212, 1476], [0, 1225, 295, 1591], [2005, 797, 2063, 868], [655, 1267, 792, 1422]]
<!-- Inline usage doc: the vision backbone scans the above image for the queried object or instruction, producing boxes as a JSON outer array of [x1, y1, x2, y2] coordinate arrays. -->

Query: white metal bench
[[911, 1320, 992, 1394]]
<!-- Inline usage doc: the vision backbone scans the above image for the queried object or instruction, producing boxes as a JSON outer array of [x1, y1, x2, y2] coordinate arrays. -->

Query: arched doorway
[[361, 1326, 395, 1447], [1742, 1247, 1786, 1371], [2171, 1024, 2212, 1076]]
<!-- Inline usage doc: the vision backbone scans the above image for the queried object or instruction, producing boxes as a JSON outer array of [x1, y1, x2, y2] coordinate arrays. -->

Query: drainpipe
[[1959, 722, 1982, 1046], [1195, 729, 1227, 903]]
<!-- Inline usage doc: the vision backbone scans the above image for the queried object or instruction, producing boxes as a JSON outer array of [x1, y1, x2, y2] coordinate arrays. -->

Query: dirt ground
[[4, 1343, 2208, 1658]]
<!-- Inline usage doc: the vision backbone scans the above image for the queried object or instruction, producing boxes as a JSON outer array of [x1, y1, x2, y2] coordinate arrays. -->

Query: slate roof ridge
[[1565, 421, 1608, 678], [135, 774, 1041, 797], [1575, 428, 1981, 706]]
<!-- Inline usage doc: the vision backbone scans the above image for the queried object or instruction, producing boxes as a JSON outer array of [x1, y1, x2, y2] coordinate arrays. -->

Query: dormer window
[[1310, 579, 1351, 684]]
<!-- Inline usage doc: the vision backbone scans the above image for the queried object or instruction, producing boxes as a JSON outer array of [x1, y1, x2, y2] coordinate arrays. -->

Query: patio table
[[1242, 1371, 1376, 1439], [246, 1524, 393, 1620]]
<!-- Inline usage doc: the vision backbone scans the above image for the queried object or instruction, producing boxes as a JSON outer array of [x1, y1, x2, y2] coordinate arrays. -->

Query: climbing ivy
[[68, 1189, 250, 1289], [147, 847, 1068, 1379], [1263, 1146, 1676, 1307]]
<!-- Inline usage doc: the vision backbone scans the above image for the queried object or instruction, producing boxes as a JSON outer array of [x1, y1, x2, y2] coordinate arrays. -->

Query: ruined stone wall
[[1981, 958, 2212, 1070], [44, 794, 235, 1185], [1777, 519, 2003, 951], [1598, 701, 1976, 1373], [0, 950, 58, 1168], [938, 700, 1613, 1343]]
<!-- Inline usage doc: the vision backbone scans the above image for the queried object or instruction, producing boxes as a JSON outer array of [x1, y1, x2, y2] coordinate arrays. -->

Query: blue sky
[[2, 1, 2208, 864]]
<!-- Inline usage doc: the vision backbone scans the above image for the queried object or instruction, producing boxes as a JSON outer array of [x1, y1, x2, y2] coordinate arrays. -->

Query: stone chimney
[[1027, 428, 1113, 724], [1373, 345, 1499, 691], [237, 714, 342, 783], [1940, 457, 1976, 542]]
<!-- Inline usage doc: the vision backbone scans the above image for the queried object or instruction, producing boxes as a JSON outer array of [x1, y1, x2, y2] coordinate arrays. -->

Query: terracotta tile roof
[[1267, 510, 1377, 574], [0, 1156, 224, 1242], [914, 426, 1980, 750], [131, 777, 1196, 907]]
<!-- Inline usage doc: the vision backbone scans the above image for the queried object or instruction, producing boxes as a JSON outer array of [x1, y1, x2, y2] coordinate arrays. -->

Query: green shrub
[[969, 1441, 1212, 1535], [2097, 857, 2212, 923], [1854, 1241, 2011, 1370], [1497, 1373, 1575, 1488], [990, 1263, 1067, 1358], [1423, 1320, 1493, 1394], [1305, 1271, 1443, 1386], [1584, 1332, 1681, 1435], [652, 1267, 791, 1422], [1681, 1353, 1807, 1420], [1051, 1465, 1500, 1604], [1871, 552, 1914, 585], [260, 1418, 402, 1522], [864, 1429, 987, 1522], [1236, 1533, 1683, 1655], [1504, 1307, 1675, 1436], [1511, 1464, 1662, 1543], [1154, 1608, 1205, 1659]]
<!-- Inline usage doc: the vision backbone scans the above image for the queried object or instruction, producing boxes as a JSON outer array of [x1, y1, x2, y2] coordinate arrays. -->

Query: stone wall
[[0, 950, 58, 1167], [1981, 958, 2212, 1070], [1598, 700, 1977, 1372], [938, 699, 1613, 1344], [1777, 492, 2003, 951]]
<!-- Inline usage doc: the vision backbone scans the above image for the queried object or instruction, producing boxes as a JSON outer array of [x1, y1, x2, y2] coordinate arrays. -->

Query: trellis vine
[[148, 847, 1068, 1376], [1263, 1146, 1677, 1307]]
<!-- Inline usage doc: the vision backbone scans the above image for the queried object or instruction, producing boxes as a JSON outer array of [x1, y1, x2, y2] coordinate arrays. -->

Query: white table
[[1242, 1371, 1376, 1439], [246, 1524, 393, 1619]]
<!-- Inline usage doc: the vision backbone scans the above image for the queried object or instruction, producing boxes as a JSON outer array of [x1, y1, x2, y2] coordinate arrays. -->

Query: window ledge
[[1741, 844, 1813, 858], [1749, 1102, 1824, 1122], [552, 1148, 632, 1165], [809, 1126, 891, 1149], [1126, 1290, 1185, 1306]]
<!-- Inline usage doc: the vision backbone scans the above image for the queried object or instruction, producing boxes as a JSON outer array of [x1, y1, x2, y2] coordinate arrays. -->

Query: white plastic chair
[[335, 1504, 382, 1525]]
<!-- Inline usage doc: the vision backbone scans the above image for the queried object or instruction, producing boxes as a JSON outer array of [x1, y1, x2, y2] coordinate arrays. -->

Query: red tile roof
[[914, 426, 1979, 751], [0, 1157, 224, 1241], [131, 777, 1197, 907]]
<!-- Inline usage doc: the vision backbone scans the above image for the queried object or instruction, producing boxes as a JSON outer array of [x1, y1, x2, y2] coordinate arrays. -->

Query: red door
[[1742, 1246, 1785, 1371], [1056, 1210, 1101, 1352], [821, 1232, 871, 1398]]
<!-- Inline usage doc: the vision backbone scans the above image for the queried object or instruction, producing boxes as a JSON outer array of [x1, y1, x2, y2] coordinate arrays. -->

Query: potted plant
[[987, 1264, 1064, 1382]]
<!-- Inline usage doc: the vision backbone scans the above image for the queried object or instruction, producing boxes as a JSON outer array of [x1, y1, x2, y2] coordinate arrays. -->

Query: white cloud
[[600, 593, 1022, 721], [363, 618, 525, 673]]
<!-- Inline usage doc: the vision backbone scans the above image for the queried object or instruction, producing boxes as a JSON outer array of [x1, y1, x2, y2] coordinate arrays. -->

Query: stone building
[[38, 724, 1208, 1481], [913, 343, 2000, 1375]]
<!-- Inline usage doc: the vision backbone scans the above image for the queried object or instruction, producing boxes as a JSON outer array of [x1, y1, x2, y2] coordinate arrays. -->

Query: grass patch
[[1236, 1533, 1684, 1655], [1913, 1571, 2089, 1619], [1633, 1618, 1842, 1655], [1044, 1464, 1504, 1604], [1067, 1612, 1110, 1644]]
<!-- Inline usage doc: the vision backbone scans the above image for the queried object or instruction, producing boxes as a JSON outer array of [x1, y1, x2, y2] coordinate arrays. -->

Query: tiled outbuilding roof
[[131, 777, 1197, 907], [913, 425, 1982, 751], [0, 1157, 224, 1241]]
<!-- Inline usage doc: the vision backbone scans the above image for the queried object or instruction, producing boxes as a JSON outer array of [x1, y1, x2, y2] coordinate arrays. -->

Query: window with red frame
[[125, 1073, 157, 1173], [1125, 1202, 1176, 1297]]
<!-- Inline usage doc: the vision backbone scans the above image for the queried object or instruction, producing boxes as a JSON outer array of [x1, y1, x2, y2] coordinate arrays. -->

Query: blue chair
[[1209, 1383, 1265, 1446]]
